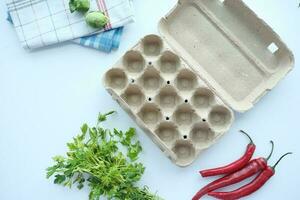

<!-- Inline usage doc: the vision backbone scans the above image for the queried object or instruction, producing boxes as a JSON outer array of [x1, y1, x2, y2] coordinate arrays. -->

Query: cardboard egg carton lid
[[159, 0, 294, 112]]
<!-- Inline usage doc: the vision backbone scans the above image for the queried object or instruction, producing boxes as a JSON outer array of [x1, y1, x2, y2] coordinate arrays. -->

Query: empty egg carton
[[104, 35, 234, 166], [104, 0, 294, 167]]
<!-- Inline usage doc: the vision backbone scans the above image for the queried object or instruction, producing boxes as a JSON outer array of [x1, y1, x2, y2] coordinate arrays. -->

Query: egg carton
[[104, 35, 234, 166], [103, 0, 294, 167]]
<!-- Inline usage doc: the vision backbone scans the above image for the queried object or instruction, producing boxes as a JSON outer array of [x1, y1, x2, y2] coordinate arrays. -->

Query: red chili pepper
[[192, 141, 274, 200], [208, 152, 292, 200], [200, 130, 255, 177]]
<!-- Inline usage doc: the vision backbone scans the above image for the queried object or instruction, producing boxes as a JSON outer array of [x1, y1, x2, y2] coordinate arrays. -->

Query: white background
[[0, 0, 300, 199]]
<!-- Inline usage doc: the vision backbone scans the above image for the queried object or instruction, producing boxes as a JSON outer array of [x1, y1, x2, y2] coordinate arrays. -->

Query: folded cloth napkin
[[7, 11, 124, 53], [75, 27, 124, 52], [6, 0, 134, 50]]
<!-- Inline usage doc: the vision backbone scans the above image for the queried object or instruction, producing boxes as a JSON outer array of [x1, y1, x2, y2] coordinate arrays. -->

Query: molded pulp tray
[[104, 0, 294, 167]]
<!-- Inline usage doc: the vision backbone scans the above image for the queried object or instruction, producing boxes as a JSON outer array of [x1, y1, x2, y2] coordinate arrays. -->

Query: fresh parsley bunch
[[46, 111, 163, 200]]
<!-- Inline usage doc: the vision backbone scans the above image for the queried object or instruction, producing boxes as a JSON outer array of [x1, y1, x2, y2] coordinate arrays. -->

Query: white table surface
[[1, 0, 300, 199]]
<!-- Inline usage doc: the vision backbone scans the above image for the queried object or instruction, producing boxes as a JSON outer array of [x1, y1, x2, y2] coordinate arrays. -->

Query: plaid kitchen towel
[[6, 0, 134, 50], [75, 27, 124, 52], [7, 11, 124, 52]]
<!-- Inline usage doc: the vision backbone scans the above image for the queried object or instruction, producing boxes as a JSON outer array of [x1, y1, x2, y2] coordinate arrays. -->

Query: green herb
[[46, 111, 163, 200], [69, 0, 90, 13], [85, 11, 109, 28]]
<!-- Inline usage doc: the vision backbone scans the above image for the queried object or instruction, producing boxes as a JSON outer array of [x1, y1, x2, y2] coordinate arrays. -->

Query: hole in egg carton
[[208, 105, 233, 132], [192, 87, 215, 109], [105, 68, 128, 90], [159, 51, 180, 73], [137, 103, 163, 126], [155, 85, 182, 109], [137, 66, 163, 91], [123, 50, 145, 73], [121, 85, 145, 108], [190, 122, 214, 148], [155, 122, 180, 145], [267, 42, 279, 54], [172, 140, 196, 167], [173, 104, 199, 126], [175, 69, 198, 91], [142, 35, 163, 56]]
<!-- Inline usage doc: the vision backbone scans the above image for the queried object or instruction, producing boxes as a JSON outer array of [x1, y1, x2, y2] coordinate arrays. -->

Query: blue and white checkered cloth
[[75, 27, 123, 52], [7, 12, 124, 53]]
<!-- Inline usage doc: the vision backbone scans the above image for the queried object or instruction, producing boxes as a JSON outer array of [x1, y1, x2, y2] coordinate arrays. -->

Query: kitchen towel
[[75, 27, 123, 52], [6, 0, 134, 50], [7, 11, 124, 53]]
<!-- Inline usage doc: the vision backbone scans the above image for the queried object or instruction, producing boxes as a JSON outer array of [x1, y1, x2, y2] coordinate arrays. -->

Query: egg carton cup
[[104, 0, 294, 167]]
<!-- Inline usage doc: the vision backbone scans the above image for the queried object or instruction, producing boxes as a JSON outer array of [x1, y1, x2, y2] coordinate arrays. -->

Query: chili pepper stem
[[240, 130, 254, 144], [272, 152, 292, 170], [266, 140, 274, 161]]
